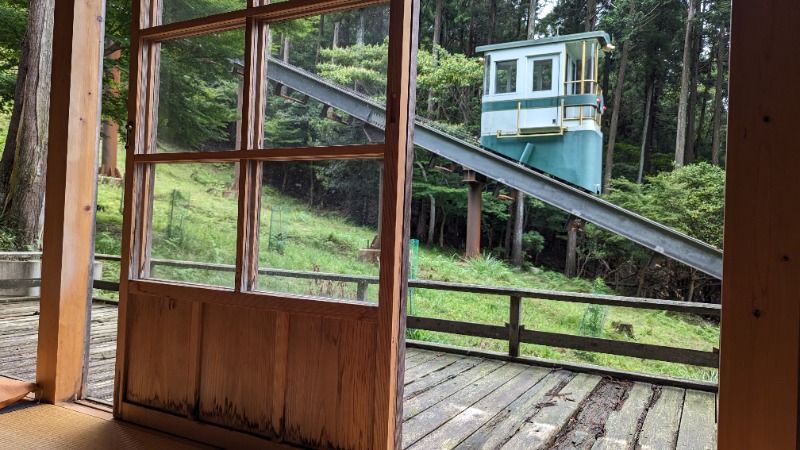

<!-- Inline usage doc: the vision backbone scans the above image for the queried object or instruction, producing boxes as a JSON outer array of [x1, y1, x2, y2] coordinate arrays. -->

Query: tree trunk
[[415, 161, 436, 245], [711, 21, 727, 166], [99, 43, 122, 178], [467, 0, 476, 57], [684, 8, 703, 165], [503, 191, 514, 257], [687, 268, 696, 302], [2, 0, 54, 248], [565, 218, 580, 278], [602, 0, 634, 193], [675, 0, 698, 168], [315, 15, 325, 65], [526, 0, 538, 39], [333, 22, 340, 49], [487, 0, 497, 45], [585, 0, 596, 32], [694, 80, 710, 155], [281, 35, 291, 96], [427, 0, 442, 114], [356, 9, 365, 45], [0, 35, 30, 199], [511, 191, 524, 267], [638, 79, 654, 183], [438, 210, 446, 248]]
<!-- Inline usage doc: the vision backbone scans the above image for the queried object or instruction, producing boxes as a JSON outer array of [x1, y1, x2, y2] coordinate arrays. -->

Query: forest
[[0, 0, 729, 303]]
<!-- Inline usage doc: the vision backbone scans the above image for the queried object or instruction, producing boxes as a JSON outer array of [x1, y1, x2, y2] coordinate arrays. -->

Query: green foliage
[[157, 29, 244, 149], [521, 231, 544, 259], [416, 47, 484, 131], [0, 0, 26, 107], [606, 163, 725, 247], [318, 42, 388, 98], [579, 304, 608, 338]]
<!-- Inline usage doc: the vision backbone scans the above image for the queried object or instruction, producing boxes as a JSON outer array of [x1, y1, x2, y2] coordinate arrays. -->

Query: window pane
[[263, 5, 389, 148], [154, 29, 245, 153], [495, 60, 517, 94], [159, 0, 247, 26], [145, 163, 238, 288], [262, 7, 390, 149], [256, 160, 382, 302], [533, 59, 553, 91]]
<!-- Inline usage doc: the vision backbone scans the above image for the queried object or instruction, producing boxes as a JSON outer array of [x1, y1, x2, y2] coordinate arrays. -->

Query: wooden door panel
[[125, 294, 193, 414], [283, 315, 377, 449], [198, 303, 279, 436]]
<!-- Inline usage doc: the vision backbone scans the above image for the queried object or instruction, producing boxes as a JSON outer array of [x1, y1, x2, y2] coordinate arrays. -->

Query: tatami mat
[[0, 403, 207, 449]]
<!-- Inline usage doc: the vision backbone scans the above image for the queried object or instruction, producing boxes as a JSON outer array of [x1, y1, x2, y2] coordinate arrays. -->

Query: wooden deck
[[1, 299, 717, 449]]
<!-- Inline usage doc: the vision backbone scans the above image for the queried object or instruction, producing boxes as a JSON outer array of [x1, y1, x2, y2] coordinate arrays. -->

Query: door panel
[[114, 0, 417, 448]]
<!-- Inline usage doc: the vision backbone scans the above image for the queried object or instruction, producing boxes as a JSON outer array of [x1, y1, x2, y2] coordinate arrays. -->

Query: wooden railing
[[1, 252, 721, 371]]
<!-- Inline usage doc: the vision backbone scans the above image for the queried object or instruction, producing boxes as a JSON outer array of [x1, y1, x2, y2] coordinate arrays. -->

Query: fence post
[[357, 280, 369, 301], [508, 295, 522, 357]]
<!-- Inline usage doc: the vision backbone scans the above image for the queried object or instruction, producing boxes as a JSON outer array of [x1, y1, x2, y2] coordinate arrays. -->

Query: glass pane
[[159, 0, 247, 26], [257, 160, 383, 302], [262, 6, 390, 149], [154, 29, 245, 153], [146, 163, 238, 287], [532, 59, 553, 91], [495, 60, 517, 94]]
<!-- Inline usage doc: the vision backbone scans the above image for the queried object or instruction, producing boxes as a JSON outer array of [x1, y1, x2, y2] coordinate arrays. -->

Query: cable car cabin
[[477, 31, 613, 192]]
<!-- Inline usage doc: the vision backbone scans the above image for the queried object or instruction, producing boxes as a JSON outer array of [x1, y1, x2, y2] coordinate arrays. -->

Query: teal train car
[[476, 32, 614, 192]]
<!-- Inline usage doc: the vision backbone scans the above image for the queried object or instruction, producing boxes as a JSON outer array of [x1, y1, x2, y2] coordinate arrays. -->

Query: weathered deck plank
[[638, 386, 685, 450], [500, 373, 603, 449], [676, 390, 717, 450], [592, 382, 655, 450], [403, 362, 527, 447], [403, 360, 504, 420], [455, 370, 574, 450], [404, 356, 483, 401], [407, 366, 550, 449], [404, 353, 461, 384]]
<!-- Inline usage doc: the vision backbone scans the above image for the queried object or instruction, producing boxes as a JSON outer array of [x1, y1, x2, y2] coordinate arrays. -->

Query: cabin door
[[526, 55, 561, 128], [113, 1, 417, 449]]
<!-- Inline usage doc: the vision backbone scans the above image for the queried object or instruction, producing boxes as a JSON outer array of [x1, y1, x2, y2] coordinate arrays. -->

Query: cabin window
[[495, 60, 517, 94], [532, 59, 553, 91]]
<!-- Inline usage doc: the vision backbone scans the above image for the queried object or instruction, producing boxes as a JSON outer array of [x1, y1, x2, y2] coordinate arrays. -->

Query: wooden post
[[36, 0, 104, 403], [718, 1, 800, 448], [508, 295, 522, 357], [464, 169, 484, 258], [357, 280, 369, 301], [376, 0, 419, 446]]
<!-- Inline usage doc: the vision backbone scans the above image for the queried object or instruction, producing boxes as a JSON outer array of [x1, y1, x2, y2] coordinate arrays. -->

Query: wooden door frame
[[717, 1, 800, 447], [112, 0, 419, 447]]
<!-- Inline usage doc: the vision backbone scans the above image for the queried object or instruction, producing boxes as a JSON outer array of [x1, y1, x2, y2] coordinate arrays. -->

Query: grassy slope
[[95, 147, 719, 382]]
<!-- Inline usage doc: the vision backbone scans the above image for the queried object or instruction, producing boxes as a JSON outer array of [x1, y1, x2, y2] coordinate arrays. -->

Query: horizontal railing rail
[[1, 252, 721, 371]]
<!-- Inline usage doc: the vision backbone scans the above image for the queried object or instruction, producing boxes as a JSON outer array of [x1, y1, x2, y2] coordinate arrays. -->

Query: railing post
[[357, 280, 369, 301], [508, 295, 522, 357]]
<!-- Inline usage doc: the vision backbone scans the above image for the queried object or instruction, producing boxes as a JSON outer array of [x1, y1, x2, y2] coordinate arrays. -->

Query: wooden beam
[[718, 1, 800, 448], [36, 0, 105, 403]]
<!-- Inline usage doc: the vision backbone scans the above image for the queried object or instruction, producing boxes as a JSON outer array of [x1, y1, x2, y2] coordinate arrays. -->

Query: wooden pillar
[[36, 0, 104, 403], [464, 169, 484, 258], [718, 1, 800, 448]]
